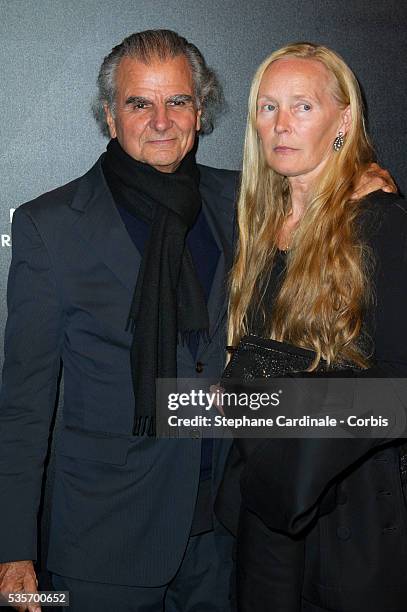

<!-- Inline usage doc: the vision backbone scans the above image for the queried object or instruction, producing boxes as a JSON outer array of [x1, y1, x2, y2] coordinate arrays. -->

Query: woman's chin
[[268, 162, 305, 178]]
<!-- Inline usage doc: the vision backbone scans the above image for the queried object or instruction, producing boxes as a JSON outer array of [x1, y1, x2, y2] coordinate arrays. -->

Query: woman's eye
[[263, 104, 276, 111], [300, 103, 311, 111]]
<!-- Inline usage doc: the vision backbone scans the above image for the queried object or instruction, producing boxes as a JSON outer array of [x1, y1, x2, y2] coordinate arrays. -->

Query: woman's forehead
[[260, 57, 333, 89]]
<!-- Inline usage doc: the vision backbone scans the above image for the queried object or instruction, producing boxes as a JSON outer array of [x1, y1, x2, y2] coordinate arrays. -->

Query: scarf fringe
[[133, 415, 156, 437], [126, 318, 210, 345], [178, 329, 210, 346], [126, 314, 137, 334]]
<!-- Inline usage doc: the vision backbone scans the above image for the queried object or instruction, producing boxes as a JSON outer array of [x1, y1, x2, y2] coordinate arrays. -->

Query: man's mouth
[[148, 138, 176, 145]]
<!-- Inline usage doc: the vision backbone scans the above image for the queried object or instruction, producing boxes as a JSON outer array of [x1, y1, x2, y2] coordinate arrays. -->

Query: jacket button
[[195, 361, 204, 373], [190, 428, 201, 438], [336, 526, 351, 541]]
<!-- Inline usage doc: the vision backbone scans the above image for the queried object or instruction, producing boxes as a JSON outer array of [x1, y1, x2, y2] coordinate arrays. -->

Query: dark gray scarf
[[102, 139, 209, 436]]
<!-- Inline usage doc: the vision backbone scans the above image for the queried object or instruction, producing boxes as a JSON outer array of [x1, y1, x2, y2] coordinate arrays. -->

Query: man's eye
[[300, 103, 311, 111], [263, 104, 276, 112], [133, 103, 148, 109], [169, 100, 186, 106]]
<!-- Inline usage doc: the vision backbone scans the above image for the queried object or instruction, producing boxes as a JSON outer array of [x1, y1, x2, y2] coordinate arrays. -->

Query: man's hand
[[210, 384, 225, 416], [352, 162, 397, 200], [0, 561, 40, 612]]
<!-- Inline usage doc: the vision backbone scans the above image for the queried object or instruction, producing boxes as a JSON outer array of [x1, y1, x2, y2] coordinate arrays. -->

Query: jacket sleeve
[[0, 207, 64, 562], [240, 197, 407, 536]]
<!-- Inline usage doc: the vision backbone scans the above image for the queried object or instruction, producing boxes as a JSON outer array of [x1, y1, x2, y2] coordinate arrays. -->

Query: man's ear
[[340, 105, 352, 136], [196, 108, 202, 133], [104, 104, 117, 138]]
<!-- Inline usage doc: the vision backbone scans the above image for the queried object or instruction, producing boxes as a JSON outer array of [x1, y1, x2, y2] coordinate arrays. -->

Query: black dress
[[216, 191, 407, 612]]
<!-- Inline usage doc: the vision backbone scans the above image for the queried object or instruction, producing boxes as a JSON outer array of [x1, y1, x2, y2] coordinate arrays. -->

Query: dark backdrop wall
[[1, 0, 407, 365], [0, 0, 406, 578]]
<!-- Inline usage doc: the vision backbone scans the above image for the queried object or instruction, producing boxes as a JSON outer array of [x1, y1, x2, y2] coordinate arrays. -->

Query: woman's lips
[[273, 146, 298, 153]]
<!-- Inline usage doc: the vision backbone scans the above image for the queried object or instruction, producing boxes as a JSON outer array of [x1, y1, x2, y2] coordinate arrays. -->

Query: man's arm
[[0, 207, 63, 607]]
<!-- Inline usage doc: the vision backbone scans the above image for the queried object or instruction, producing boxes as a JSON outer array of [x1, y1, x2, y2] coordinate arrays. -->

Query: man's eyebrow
[[124, 94, 194, 106], [125, 96, 151, 106], [167, 94, 194, 103]]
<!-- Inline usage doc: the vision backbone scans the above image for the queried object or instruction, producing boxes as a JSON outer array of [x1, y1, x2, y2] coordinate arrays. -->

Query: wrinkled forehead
[[112, 53, 196, 103], [116, 53, 193, 84]]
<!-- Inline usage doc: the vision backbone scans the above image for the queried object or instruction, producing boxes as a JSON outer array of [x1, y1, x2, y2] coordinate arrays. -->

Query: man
[[0, 30, 237, 611], [0, 28, 394, 612]]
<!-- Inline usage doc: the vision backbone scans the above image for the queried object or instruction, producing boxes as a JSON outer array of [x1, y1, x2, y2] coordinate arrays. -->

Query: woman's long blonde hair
[[228, 43, 374, 368]]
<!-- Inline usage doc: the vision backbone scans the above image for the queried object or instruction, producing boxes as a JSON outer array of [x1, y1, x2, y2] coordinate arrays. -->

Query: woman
[[219, 43, 407, 611]]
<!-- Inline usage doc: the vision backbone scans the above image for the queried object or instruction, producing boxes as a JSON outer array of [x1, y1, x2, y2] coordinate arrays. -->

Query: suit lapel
[[70, 159, 236, 350], [71, 157, 141, 293]]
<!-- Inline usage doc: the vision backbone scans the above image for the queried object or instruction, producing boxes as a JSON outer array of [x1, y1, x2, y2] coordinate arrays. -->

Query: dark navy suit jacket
[[0, 157, 238, 586]]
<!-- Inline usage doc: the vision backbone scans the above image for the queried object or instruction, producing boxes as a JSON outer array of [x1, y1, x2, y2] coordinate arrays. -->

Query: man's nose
[[274, 109, 291, 134], [150, 105, 173, 132]]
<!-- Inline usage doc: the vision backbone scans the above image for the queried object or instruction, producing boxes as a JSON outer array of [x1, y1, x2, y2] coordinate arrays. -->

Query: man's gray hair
[[93, 29, 224, 137]]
